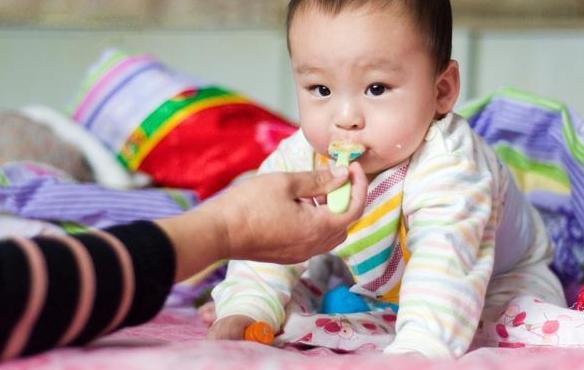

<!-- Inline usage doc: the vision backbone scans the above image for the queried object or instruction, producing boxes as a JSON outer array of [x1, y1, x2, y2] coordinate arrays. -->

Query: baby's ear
[[435, 60, 460, 115]]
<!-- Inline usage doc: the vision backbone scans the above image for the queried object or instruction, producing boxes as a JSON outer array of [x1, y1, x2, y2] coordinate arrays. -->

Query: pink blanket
[[3, 307, 584, 370]]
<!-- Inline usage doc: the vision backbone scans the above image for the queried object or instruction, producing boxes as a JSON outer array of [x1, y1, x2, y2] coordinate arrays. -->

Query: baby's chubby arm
[[209, 137, 309, 335], [385, 152, 499, 358], [210, 259, 307, 337]]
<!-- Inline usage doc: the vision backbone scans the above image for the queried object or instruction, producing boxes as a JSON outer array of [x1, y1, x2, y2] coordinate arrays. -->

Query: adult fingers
[[287, 167, 349, 199]]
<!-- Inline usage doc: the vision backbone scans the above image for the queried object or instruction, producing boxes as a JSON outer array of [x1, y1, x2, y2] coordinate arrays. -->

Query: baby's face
[[289, 4, 441, 176]]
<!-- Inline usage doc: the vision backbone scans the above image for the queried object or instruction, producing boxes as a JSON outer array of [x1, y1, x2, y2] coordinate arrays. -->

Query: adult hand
[[216, 162, 368, 264], [157, 162, 367, 282]]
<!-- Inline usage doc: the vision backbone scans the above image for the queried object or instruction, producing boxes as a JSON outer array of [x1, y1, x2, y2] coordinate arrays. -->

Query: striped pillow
[[460, 87, 584, 297], [71, 49, 296, 199]]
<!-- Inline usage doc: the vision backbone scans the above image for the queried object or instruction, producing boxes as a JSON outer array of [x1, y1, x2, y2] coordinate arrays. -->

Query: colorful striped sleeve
[[385, 140, 500, 357], [211, 131, 310, 330], [212, 260, 307, 330], [0, 221, 175, 361]]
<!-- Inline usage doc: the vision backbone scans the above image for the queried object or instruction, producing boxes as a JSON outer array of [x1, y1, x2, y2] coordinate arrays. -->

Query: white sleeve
[[212, 260, 307, 329], [384, 152, 498, 358], [211, 131, 311, 329]]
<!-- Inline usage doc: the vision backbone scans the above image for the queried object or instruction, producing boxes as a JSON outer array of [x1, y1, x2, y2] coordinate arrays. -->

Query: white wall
[[0, 28, 293, 116], [0, 27, 583, 121], [472, 30, 584, 110]]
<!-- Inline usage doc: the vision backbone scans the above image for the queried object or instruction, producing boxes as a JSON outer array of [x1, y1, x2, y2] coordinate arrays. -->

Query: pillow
[[71, 49, 297, 199], [0, 110, 93, 182], [18, 105, 144, 189]]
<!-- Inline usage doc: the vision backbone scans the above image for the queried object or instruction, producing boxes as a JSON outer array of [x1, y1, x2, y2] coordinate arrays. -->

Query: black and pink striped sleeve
[[0, 221, 176, 361]]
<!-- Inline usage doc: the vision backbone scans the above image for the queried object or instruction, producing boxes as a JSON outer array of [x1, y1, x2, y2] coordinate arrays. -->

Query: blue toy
[[320, 285, 370, 314]]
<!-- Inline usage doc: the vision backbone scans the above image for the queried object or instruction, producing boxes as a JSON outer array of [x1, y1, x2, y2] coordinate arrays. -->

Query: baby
[[209, 0, 566, 358]]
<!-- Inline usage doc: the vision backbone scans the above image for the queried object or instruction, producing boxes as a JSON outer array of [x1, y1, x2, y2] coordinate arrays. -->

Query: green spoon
[[327, 141, 365, 214]]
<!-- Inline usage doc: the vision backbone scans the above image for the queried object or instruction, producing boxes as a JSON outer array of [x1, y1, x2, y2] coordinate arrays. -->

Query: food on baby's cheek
[[244, 321, 275, 345], [327, 141, 365, 214]]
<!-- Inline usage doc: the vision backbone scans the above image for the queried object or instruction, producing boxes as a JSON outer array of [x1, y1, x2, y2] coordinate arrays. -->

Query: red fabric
[[574, 286, 584, 311], [139, 103, 296, 199]]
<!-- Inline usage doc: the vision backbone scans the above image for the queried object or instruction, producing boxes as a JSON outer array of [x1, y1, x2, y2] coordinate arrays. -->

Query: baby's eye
[[309, 85, 331, 97], [365, 84, 388, 97]]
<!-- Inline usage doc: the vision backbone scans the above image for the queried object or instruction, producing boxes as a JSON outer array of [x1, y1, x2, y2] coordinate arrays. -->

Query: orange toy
[[244, 321, 274, 345]]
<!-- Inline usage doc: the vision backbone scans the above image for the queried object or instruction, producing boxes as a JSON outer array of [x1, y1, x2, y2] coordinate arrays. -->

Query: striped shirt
[[0, 221, 175, 361], [212, 113, 549, 358]]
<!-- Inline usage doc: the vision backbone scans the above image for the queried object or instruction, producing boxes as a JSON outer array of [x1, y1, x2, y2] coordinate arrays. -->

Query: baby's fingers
[[207, 316, 254, 340]]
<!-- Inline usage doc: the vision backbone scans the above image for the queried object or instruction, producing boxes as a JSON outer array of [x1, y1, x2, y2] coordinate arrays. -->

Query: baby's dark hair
[[286, 0, 452, 73]]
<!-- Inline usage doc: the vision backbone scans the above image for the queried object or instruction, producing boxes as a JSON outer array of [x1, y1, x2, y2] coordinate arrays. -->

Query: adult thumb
[[289, 167, 349, 198]]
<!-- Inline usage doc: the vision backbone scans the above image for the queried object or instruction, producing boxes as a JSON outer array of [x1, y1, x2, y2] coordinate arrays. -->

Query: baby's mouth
[[327, 141, 366, 163]]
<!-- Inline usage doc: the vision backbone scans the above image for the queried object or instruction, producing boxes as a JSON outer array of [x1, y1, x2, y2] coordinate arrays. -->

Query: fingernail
[[312, 197, 320, 207], [330, 165, 348, 178]]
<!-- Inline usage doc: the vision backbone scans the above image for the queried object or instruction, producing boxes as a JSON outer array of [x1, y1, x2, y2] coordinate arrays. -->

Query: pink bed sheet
[[2, 307, 584, 370]]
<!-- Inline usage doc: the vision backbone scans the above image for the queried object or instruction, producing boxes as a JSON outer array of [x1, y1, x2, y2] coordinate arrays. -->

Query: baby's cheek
[[371, 134, 420, 168], [388, 129, 426, 156], [301, 127, 329, 156]]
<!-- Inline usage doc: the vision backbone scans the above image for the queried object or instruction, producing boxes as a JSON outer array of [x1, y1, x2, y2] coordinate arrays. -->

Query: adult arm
[[0, 165, 366, 361], [0, 221, 173, 361]]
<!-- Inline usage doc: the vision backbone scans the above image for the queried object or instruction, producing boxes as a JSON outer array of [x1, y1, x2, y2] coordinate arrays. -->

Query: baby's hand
[[198, 301, 216, 325], [207, 315, 255, 340]]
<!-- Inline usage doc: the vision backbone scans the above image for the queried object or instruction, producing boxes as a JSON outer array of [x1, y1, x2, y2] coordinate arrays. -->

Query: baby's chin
[[359, 162, 383, 182], [365, 172, 379, 183], [360, 158, 405, 181]]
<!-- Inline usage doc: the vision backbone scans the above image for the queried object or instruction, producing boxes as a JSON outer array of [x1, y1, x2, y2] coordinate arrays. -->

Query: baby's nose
[[335, 100, 364, 130], [335, 118, 364, 130]]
